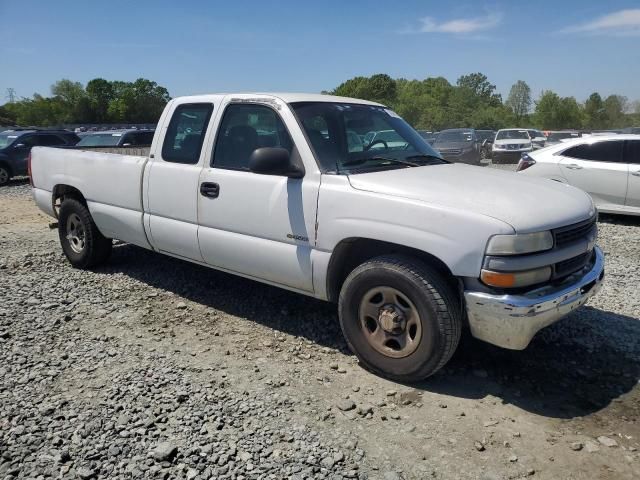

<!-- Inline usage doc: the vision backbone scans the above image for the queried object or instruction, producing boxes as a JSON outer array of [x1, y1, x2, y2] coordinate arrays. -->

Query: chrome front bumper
[[464, 246, 605, 350]]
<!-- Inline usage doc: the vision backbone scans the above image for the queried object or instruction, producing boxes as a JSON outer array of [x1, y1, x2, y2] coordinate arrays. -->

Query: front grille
[[553, 216, 597, 248], [439, 148, 462, 155], [554, 251, 592, 278]]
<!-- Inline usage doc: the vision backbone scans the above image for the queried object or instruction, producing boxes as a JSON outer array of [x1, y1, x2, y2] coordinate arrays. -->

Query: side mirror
[[249, 147, 304, 178]]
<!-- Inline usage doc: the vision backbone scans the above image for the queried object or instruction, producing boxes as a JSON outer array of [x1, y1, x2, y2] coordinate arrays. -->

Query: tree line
[[329, 73, 639, 131], [0, 78, 171, 126], [1, 73, 639, 130]]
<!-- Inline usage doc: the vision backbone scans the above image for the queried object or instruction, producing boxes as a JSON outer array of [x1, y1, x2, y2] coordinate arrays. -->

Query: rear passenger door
[[558, 140, 628, 209], [625, 139, 640, 209], [197, 100, 319, 292], [145, 103, 215, 261]]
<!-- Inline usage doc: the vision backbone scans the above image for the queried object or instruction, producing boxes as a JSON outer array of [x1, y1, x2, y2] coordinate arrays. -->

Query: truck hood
[[347, 164, 595, 232], [494, 139, 531, 146]]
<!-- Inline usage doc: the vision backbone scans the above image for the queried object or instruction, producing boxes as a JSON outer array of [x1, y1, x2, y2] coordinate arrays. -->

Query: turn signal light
[[481, 266, 552, 288]]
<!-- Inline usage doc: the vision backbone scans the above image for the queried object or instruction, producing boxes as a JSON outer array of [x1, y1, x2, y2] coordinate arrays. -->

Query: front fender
[[316, 177, 514, 278]]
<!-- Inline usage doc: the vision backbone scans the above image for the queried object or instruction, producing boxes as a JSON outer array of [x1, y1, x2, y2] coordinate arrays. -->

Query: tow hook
[[49, 222, 59, 230]]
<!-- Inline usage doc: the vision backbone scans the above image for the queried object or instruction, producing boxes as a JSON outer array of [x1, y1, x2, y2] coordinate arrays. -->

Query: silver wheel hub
[[66, 213, 86, 254], [0, 168, 8, 183], [359, 286, 423, 359]]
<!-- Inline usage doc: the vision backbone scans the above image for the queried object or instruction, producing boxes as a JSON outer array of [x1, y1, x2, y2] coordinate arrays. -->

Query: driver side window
[[212, 104, 293, 171]]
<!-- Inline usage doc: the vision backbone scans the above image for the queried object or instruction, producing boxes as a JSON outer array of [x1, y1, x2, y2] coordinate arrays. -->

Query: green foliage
[[333, 73, 510, 130], [2, 78, 171, 126], [505, 80, 531, 123], [532, 91, 583, 129], [330, 73, 639, 131], [0, 104, 17, 126]]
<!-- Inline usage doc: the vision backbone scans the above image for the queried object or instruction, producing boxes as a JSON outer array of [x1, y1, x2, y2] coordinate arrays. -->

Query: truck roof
[[174, 92, 385, 107]]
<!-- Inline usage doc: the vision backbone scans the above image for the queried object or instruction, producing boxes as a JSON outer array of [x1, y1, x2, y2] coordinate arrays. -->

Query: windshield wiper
[[405, 154, 448, 164], [341, 156, 421, 169]]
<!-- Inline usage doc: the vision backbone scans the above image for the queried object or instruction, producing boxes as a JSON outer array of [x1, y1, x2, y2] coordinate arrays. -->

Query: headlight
[[493, 144, 505, 150], [486, 231, 553, 255], [481, 266, 552, 288]]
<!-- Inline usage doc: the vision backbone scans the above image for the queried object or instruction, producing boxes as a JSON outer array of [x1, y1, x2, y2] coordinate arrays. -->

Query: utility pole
[[5, 88, 16, 103]]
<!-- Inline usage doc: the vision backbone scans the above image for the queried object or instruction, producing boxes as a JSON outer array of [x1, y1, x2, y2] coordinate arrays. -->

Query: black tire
[[338, 255, 462, 382], [58, 198, 112, 269], [0, 164, 11, 186]]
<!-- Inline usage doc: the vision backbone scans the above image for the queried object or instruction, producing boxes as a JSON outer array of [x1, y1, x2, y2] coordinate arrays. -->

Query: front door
[[558, 139, 628, 209], [145, 102, 214, 261], [197, 101, 319, 292]]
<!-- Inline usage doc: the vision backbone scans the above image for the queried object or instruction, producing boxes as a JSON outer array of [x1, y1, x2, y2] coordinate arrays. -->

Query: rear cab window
[[161, 104, 214, 164]]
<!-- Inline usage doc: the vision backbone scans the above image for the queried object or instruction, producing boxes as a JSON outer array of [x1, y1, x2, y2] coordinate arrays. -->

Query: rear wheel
[[0, 165, 10, 186], [58, 198, 112, 269], [338, 255, 462, 382]]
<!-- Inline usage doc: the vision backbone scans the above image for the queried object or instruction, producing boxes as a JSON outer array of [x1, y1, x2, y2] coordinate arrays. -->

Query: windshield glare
[[436, 131, 474, 143], [290, 102, 444, 173], [496, 130, 530, 140], [77, 133, 123, 147], [0, 133, 20, 149]]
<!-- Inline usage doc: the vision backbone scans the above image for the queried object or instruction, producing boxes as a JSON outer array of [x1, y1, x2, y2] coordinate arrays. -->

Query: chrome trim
[[464, 246, 604, 350]]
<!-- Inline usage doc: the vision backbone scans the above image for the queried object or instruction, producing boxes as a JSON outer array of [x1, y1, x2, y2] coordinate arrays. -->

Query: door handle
[[200, 182, 220, 198], [632, 171, 640, 177], [565, 164, 583, 170]]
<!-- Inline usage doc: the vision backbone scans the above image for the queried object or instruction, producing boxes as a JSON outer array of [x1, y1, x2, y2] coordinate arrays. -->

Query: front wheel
[[58, 198, 112, 269], [338, 255, 462, 382], [0, 165, 10, 186]]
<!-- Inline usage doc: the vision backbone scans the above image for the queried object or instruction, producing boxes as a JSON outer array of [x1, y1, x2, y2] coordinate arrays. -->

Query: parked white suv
[[492, 129, 533, 164], [30, 93, 605, 381], [527, 129, 546, 149], [518, 134, 640, 215]]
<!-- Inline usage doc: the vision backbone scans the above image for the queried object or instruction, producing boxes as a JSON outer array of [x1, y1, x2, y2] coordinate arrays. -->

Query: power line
[[5, 88, 16, 103]]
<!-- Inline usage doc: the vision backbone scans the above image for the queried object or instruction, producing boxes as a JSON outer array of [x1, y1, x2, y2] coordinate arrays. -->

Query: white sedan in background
[[517, 134, 640, 216]]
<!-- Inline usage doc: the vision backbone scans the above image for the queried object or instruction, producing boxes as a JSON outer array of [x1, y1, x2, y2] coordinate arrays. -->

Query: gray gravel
[[1, 177, 639, 479]]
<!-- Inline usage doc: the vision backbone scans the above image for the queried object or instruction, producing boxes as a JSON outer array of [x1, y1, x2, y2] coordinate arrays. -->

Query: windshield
[[436, 130, 474, 143], [496, 130, 530, 140], [476, 131, 494, 142], [290, 102, 444, 173], [0, 133, 20, 149], [528, 130, 543, 138], [76, 133, 123, 147]]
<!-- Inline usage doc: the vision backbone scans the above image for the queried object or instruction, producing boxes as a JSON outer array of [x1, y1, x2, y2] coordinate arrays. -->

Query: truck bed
[[30, 146, 151, 248]]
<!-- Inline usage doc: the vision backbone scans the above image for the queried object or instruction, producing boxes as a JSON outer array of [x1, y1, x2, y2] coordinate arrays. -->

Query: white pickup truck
[[30, 93, 605, 381]]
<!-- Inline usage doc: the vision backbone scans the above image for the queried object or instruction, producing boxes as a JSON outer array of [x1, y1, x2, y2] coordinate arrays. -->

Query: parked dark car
[[75, 129, 155, 148], [417, 130, 437, 145], [545, 130, 582, 146], [432, 128, 482, 165], [0, 129, 80, 185], [475, 129, 496, 159]]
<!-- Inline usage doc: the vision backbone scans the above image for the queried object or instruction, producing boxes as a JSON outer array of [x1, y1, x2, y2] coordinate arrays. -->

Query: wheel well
[[0, 160, 13, 176], [326, 238, 458, 303], [52, 185, 87, 218]]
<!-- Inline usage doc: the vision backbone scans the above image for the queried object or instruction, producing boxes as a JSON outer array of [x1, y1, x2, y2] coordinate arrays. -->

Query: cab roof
[[173, 92, 385, 107]]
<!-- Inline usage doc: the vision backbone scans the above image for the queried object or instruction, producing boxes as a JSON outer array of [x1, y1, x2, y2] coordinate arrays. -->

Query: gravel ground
[[1, 173, 639, 480]]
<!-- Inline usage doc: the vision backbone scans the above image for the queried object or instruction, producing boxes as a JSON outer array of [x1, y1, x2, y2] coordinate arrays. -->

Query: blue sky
[[1, 0, 639, 105]]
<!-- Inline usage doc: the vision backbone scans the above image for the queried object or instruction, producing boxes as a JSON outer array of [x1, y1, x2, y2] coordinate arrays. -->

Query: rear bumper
[[464, 246, 605, 350]]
